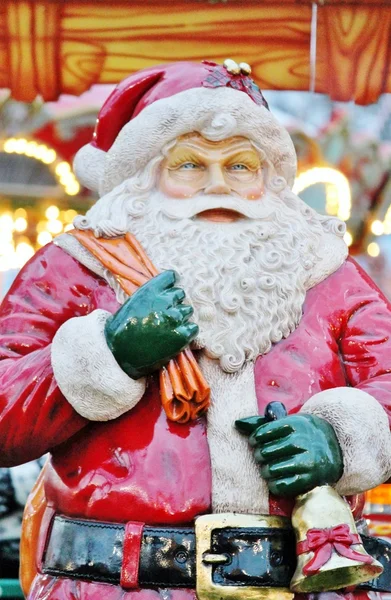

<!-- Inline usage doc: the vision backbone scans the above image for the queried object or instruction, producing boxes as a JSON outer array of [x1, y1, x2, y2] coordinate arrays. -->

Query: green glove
[[105, 270, 198, 379], [235, 413, 343, 497]]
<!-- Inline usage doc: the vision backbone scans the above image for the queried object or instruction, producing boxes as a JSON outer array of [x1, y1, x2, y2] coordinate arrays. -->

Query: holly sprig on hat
[[202, 61, 269, 110]]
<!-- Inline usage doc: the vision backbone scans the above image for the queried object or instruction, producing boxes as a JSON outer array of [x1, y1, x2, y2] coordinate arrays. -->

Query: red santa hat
[[74, 60, 297, 195]]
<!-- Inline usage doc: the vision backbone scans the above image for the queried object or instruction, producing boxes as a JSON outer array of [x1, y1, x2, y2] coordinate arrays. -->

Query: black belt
[[359, 535, 391, 593], [43, 514, 296, 589], [42, 514, 391, 592]]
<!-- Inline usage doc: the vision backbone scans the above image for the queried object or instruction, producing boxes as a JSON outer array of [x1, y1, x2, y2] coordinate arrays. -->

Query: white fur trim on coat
[[300, 387, 391, 495], [74, 86, 297, 195], [200, 356, 269, 514], [51, 309, 146, 421]]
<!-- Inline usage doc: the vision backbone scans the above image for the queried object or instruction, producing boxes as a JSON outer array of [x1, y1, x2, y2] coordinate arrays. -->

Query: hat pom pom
[[73, 144, 107, 194]]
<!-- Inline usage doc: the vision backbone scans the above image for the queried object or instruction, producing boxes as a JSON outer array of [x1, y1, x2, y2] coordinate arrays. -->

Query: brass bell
[[290, 485, 383, 593]]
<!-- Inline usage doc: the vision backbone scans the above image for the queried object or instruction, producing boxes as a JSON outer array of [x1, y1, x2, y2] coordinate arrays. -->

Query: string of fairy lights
[[2, 137, 80, 196], [0, 136, 84, 271]]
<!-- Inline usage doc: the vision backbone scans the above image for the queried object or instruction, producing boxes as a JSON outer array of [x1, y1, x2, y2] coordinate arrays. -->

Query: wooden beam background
[[0, 1, 390, 104]]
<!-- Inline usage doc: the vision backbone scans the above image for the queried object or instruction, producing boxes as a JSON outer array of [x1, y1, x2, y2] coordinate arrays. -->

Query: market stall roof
[[1, 0, 391, 105]]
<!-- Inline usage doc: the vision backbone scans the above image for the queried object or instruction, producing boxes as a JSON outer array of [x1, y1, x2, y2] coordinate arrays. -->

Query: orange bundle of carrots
[[69, 229, 210, 423]]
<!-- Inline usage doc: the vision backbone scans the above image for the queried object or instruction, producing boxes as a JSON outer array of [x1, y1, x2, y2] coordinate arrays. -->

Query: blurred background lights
[[45, 205, 60, 220], [24, 141, 38, 157], [367, 242, 380, 257], [64, 209, 77, 223], [0, 214, 14, 230], [344, 231, 353, 247], [14, 217, 27, 232], [47, 219, 63, 235], [15, 242, 34, 262], [13, 139, 27, 154], [371, 220, 385, 236], [0, 201, 80, 270], [37, 231, 53, 247], [55, 162, 71, 176], [65, 181, 80, 196], [42, 149, 57, 164], [1, 138, 79, 196], [293, 167, 351, 221]]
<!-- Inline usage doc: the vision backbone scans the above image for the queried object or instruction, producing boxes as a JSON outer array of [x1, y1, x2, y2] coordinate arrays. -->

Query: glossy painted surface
[[1, 245, 391, 599], [291, 487, 383, 594], [254, 258, 391, 414], [95, 62, 215, 152], [94, 61, 269, 154], [69, 229, 210, 424], [46, 381, 210, 524], [1, 244, 391, 521], [210, 525, 295, 587], [158, 134, 265, 203], [0, 243, 211, 524], [27, 576, 380, 600], [105, 271, 198, 379], [238, 413, 343, 497]]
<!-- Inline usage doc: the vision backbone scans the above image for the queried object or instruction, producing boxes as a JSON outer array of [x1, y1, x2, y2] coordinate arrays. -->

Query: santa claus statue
[[1, 60, 391, 600]]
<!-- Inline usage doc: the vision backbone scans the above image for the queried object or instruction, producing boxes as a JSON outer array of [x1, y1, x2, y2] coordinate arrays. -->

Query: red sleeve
[[0, 243, 108, 466], [337, 258, 391, 425]]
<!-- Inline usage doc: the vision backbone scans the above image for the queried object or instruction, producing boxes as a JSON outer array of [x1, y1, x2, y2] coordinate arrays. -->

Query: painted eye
[[179, 162, 200, 170], [229, 164, 249, 171]]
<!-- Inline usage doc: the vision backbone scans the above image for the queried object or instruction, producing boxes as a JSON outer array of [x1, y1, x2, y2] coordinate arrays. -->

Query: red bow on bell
[[296, 523, 373, 576]]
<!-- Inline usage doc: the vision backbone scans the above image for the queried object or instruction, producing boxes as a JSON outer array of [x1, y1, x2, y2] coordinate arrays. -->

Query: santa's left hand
[[235, 414, 343, 497]]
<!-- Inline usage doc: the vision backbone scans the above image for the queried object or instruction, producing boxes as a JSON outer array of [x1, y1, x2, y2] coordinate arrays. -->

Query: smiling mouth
[[196, 208, 245, 223]]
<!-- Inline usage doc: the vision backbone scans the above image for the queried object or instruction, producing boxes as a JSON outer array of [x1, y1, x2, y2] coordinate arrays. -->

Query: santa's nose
[[204, 164, 231, 195]]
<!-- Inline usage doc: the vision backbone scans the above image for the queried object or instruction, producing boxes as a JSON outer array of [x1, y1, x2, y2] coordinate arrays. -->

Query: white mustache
[[159, 194, 275, 220]]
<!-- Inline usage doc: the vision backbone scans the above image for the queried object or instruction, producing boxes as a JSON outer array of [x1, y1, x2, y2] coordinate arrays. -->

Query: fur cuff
[[51, 309, 146, 421], [300, 387, 391, 495]]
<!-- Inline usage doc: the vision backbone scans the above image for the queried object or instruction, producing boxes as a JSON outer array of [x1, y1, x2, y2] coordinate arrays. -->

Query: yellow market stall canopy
[[1, 0, 391, 105]]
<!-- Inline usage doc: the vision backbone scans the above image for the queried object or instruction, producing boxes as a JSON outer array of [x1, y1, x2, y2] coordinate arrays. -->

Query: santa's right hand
[[104, 270, 198, 379]]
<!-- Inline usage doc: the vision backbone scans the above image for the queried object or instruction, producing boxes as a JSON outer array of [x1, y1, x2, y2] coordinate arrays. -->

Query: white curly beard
[[75, 170, 346, 373], [72, 172, 347, 513], [93, 189, 328, 372]]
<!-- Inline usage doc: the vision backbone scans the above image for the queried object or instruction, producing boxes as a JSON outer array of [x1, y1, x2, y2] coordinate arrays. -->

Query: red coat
[[0, 242, 390, 600]]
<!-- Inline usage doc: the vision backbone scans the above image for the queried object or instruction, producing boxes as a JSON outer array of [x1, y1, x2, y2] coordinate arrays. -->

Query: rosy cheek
[[243, 181, 264, 200], [165, 183, 197, 198], [229, 171, 264, 200], [159, 172, 199, 199]]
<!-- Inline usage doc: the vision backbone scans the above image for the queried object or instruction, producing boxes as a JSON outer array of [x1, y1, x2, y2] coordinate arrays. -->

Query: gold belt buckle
[[195, 513, 294, 600]]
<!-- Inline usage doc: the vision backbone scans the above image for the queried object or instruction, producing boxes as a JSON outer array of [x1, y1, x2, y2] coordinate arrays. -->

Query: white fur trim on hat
[[300, 387, 391, 495], [74, 87, 297, 195], [51, 309, 146, 421]]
